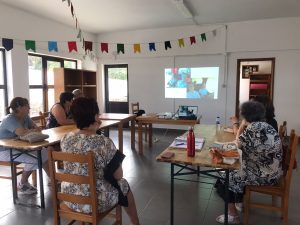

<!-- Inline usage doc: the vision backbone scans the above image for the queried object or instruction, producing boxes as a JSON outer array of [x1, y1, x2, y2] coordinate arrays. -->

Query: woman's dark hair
[[6, 97, 29, 114], [240, 101, 266, 123], [59, 92, 74, 105], [70, 97, 99, 129], [253, 95, 275, 119]]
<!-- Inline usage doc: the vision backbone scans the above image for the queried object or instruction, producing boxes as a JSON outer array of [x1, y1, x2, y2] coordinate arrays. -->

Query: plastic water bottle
[[216, 116, 221, 131], [187, 127, 195, 157]]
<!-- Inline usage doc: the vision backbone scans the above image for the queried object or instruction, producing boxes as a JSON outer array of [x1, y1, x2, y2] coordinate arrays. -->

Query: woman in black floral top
[[61, 97, 140, 225], [216, 101, 282, 224]]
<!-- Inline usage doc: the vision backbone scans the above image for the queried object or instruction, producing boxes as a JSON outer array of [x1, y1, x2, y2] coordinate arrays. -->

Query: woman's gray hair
[[240, 101, 266, 122]]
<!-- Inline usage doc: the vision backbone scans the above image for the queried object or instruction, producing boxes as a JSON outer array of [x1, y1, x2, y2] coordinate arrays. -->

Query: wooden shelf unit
[[249, 73, 273, 99], [54, 68, 97, 101]]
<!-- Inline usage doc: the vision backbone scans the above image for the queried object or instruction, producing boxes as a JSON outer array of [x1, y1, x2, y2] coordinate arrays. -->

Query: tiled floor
[[0, 128, 299, 225]]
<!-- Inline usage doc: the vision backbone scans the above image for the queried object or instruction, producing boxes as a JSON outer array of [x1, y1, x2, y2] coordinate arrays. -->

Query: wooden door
[[104, 64, 129, 114]]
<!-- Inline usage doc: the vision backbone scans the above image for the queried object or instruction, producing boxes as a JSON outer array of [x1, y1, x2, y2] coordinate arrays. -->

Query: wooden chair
[[244, 130, 298, 225], [131, 102, 148, 141], [31, 111, 48, 129], [48, 150, 122, 225]]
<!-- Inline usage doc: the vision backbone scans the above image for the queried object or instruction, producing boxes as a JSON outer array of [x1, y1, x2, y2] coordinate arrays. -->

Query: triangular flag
[[2, 38, 13, 51], [178, 38, 184, 48], [67, 0, 71, 7], [149, 43, 156, 51], [164, 41, 171, 50], [212, 30, 217, 37], [85, 41, 93, 52], [77, 30, 82, 40], [133, 44, 141, 53], [71, 3, 74, 17], [190, 36, 196, 45], [68, 41, 77, 52], [101, 43, 108, 53], [117, 44, 124, 54], [201, 33, 207, 42], [48, 41, 58, 52], [25, 40, 36, 52]]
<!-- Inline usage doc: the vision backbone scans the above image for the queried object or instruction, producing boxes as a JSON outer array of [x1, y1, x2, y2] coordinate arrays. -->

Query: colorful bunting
[[25, 40, 36, 52], [68, 41, 77, 52], [101, 43, 108, 53], [149, 43, 156, 51], [2, 38, 13, 51], [85, 41, 93, 52], [201, 33, 206, 42], [48, 41, 58, 52], [133, 44, 141, 53], [164, 41, 171, 50], [178, 38, 184, 48], [117, 44, 124, 54], [190, 36, 196, 45]]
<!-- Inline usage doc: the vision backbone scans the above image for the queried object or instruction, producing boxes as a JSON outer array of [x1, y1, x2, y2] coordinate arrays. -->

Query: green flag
[[117, 44, 124, 54], [25, 40, 36, 52]]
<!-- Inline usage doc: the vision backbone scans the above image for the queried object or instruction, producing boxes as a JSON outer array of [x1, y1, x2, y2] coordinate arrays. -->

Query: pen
[[175, 142, 185, 146]]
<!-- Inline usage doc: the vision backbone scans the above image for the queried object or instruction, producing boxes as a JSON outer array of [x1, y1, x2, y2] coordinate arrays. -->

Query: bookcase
[[54, 68, 97, 102], [249, 73, 273, 100]]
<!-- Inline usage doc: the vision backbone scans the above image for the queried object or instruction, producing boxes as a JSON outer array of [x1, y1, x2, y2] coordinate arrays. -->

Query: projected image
[[165, 67, 219, 99]]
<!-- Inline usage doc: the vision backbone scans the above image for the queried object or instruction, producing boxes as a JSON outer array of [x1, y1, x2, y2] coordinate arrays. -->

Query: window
[[0, 48, 8, 119], [28, 53, 77, 116]]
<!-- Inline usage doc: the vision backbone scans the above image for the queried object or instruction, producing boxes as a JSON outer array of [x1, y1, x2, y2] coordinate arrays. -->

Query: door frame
[[104, 64, 129, 113], [235, 57, 275, 116]]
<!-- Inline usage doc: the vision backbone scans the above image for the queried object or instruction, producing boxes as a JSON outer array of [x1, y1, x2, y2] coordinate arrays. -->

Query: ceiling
[[2, 0, 300, 34]]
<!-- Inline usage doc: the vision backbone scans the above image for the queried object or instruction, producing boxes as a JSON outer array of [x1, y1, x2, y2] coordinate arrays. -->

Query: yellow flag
[[134, 44, 141, 53], [178, 38, 185, 48]]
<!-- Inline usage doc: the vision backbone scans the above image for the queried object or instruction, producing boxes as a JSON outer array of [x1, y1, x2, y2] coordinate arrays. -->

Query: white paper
[[170, 136, 205, 150]]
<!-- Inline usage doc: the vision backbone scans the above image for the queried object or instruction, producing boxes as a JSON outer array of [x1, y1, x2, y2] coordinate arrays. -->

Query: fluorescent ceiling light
[[173, 0, 193, 19]]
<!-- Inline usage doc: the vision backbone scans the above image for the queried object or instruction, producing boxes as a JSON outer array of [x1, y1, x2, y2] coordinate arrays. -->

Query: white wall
[[0, 3, 97, 100], [1, 3, 299, 133], [97, 17, 300, 133]]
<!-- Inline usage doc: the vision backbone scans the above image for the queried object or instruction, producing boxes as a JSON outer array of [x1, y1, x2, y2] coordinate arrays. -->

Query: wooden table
[[136, 114, 200, 154], [156, 124, 239, 225], [99, 113, 136, 152], [0, 120, 119, 208]]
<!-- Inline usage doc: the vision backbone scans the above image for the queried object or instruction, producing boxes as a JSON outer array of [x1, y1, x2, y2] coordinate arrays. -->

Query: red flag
[[190, 36, 196, 45], [101, 43, 108, 53], [68, 41, 77, 52]]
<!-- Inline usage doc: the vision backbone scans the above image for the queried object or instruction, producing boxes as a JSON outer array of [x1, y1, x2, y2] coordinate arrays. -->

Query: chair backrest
[[39, 111, 48, 129], [279, 121, 287, 140], [48, 150, 98, 224], [283, 130, 298, 195], [131, 102, 139, 114]]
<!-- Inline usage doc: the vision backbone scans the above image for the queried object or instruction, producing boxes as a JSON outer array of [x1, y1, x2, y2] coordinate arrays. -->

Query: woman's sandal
[[216, 214, 240, 224]]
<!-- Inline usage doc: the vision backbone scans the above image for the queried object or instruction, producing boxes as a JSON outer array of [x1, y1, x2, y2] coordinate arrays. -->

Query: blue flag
[[2, 38, 13, 51], [48, 41, 58, 52], [149, 43, 156, 51]]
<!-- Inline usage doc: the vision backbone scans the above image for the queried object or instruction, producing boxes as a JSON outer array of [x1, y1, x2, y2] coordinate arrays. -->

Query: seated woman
[[216, 101, 282, 224], [61, 97, 140, 225], [0, 97, 50, 195], [231, 95, 278, 134], [46, 92, 74, 129]]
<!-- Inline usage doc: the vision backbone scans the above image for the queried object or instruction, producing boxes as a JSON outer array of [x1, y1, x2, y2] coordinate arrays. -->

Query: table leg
[[171, 163, 174, 225], [37, 150, 45, 209], [118, 123, 123, 153], [224, 169, 229, 225], [149, 123, 153, 147], [130, 119, 135, 150], [10, 149, 17, 204], [138, 121, 143, 154]]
